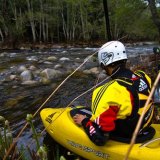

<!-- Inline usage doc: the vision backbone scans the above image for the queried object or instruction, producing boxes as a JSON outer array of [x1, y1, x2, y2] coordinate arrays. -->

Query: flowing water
[[0, 44, 158, 153]]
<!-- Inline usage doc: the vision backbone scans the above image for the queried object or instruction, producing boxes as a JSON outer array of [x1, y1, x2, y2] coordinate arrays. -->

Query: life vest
[[91, 70, 153, 136], [115, 71, 153, 131]]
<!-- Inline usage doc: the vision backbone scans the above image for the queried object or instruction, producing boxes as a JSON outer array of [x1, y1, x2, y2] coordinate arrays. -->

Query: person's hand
[[73, 114, 86, 125]]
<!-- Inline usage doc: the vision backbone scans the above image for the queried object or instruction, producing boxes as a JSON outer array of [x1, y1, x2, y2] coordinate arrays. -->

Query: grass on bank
[[0, 113, 82, 160], [0, 114, 48, 160]]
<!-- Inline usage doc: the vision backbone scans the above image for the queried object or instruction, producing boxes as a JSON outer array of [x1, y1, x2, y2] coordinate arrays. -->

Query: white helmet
[[98, 41, 127, 66]]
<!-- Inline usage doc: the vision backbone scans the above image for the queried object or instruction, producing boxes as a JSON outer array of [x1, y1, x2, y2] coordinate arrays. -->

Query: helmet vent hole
[[123, 51, 125, 53]]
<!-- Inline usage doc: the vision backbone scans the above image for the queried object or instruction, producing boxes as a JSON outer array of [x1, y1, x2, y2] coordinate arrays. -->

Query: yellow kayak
[[40, 107, 160, 160]]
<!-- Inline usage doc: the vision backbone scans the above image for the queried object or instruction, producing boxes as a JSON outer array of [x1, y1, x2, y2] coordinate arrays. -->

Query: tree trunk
[[46, 22, 49, 42], [56, 6, 60, 42], [148, 0, 160, 41], [80, 2, 86, 40], [57, 0, 60, 42], [19, 8, 23, 34], [103, 0, 112, 41], [61, 12, 67, 40], [31, 22, 36, 42], [39, 0, 42, 42], [2, 0, 9, 39], [40, 0, 46, 42], [39, 18, 42, 42], [0, 28, 4, 42], [26, 0, 36, 42], [42, 17, 46, 42], [66, 3, 70, 41], [9, 0, 18, 29]]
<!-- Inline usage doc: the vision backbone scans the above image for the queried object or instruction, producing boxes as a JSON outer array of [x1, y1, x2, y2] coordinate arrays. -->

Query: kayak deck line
[[140, 137, 160, 148]]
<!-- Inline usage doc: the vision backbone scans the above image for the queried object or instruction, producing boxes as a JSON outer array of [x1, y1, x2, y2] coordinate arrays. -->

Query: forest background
[[0, 0, 160, 49]]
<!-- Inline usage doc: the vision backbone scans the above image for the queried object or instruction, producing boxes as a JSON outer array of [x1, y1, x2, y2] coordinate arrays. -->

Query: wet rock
[[84, 55, 97, 63], [75, 57, 82, 63], [72, 63, 82, 70], [61, 51, 67, 53], [0, 52, 7, 57], [40, 68, 62, 80], [12, 85, 18, 89], [26, 56, 38, 61], [83, 55, 98, 70], [83, 67, 100, 75], [85, 47, 98, 51], [47, 56, 57, 61], [20, 70, 33, 81], [83, 62, 98, 70], [59, 57, 70, 61], [43, 61, 53, 65], [10, 74, 17, 80], [21, 80, 39, 85], [29, 65, 37, 71], [18, 65, 27, 73], [95, 70, 107, 80], [40, 77, 51, 84], [83, 70, 92, 74], [54, 64, 63, 69], [9, 53, 17, 57], [38, 60, 44, 64], [90, 67, 100, 74], [20, 46, 25, 50]]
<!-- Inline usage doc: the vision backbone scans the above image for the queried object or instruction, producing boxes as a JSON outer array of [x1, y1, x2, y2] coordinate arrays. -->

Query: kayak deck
[[40, 107, 160, 160]]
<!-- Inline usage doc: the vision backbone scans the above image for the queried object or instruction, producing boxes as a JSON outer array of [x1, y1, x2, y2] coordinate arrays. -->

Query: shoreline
[[0, 41, 159, 51]]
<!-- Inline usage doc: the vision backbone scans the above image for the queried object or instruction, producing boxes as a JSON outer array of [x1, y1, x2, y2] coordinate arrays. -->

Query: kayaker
[[73, 41, 154, 146]]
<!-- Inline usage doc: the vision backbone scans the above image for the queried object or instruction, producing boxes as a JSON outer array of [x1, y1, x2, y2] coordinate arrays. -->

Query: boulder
[[20, 70, 33, 81], [47, 56, 57, 61], [40, 68, 62, 80], [21, 80, 38, 85], [59, 57, 70, 61], [83, 67, 100, 75], [18, 65, 27, 73]]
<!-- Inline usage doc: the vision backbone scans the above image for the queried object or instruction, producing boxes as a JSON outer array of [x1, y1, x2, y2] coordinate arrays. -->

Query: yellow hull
[[40, 107, 160, 160]]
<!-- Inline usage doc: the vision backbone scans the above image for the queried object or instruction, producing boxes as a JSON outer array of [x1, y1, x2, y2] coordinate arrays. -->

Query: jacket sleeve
[[81, 117, 108, 146], [81, 106, 119, 146]]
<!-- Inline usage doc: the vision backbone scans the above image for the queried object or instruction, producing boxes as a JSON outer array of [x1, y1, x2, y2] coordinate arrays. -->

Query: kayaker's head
[[98, 41, 127, 76]]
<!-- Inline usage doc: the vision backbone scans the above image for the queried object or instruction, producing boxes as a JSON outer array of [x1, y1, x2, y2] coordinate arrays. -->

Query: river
[[0, 43, 158, 158]]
